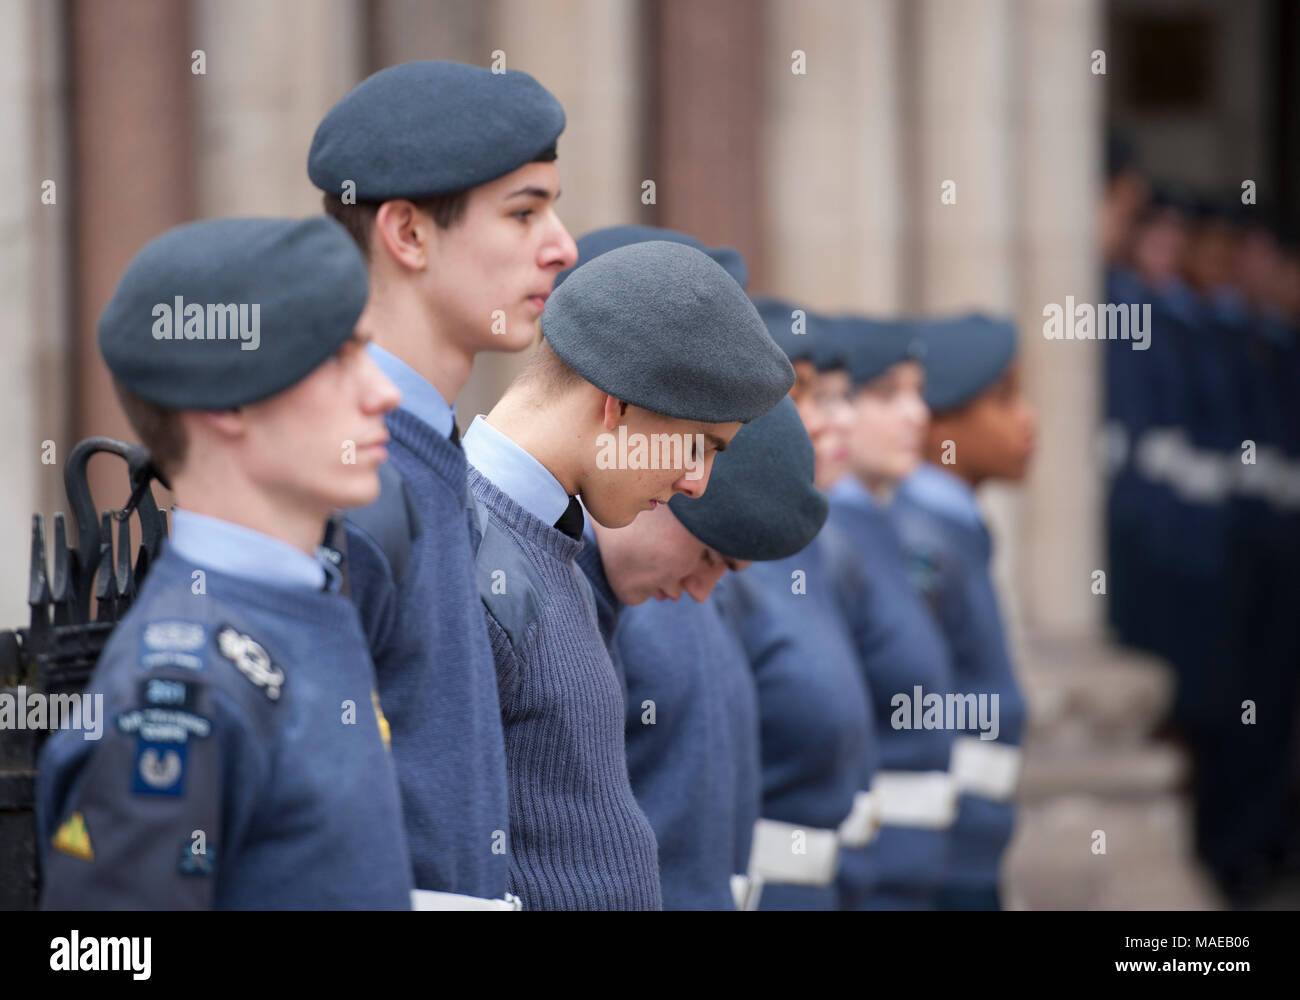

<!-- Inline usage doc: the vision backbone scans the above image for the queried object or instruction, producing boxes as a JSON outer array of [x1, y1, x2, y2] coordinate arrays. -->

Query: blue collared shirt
[[829, 474, 881, 514], [168, 508, 328, 591], [898, 463, 983, 530], [367, 343, 456, 439], [462, 414, 571, 526]]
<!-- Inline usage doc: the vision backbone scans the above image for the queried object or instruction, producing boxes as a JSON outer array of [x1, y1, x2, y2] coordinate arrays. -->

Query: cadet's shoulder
[[468, 496, 550, 656], [344, 460, 423, 588]]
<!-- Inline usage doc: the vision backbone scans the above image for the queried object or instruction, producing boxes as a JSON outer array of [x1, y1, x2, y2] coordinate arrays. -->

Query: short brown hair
[[113, 382, 188, 478], [515, 338, 587, 398], [323, 190, 471, 260]]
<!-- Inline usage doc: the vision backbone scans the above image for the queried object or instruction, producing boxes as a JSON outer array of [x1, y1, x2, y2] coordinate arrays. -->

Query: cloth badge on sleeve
[[216, 625, 285, 701], [139, 620, 208, 672], [132, 740, 188, 797], [51, 811, 94, 861]]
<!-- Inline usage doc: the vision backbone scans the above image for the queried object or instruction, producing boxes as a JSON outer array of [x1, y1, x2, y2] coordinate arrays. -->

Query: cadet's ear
[[189, 408, 247, 441], [602, 394, 628, 431], [373, 200, 428, 272]]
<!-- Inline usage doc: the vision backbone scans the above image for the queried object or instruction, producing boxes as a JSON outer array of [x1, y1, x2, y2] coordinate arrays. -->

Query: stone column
[[191, 0, 364, 219], [71, 0, 194, 566], [0, 0, 72, 624], [760, 0, 903, 312]]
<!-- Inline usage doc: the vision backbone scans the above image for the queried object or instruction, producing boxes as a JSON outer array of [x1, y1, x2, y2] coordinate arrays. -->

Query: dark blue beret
[[752, 297, 830, 366], [308, 59, 565, 201], [98, 216, 368, 409], [827, 315, 925, 386], [541, 242, 793, 423], [916, 313, 1017, 412], [669, 397, 826, 560], [554, 224, 748, 291]]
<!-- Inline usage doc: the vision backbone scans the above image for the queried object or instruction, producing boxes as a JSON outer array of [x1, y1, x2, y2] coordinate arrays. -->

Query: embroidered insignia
[[133, 741, 187, 796], [140, 620, 207, 672], [51, 811, 93, 861], [371, 690, 391, 752], [216, 626, 285, 701]]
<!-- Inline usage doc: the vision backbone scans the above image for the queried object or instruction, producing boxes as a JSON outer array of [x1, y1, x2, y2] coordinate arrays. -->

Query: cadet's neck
[[169, 471, 329, 557], [482, 394, 584, 497], [365, 279, 472, 405]]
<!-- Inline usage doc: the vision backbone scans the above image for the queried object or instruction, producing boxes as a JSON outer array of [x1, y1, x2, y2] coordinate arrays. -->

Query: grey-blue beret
[[98, 216, 368, 409], [752, 297, 830, 366], [669, 397, 825, 560], [917, 313, 1018, 412], [554, 224, 748, 290], [307, 59, 565, 201], [541, 241, 793, 423], [827, 315, 925, 385]]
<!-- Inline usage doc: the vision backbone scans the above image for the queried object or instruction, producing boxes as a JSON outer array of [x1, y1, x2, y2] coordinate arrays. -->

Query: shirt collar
[[829, 475, 880, 512], [898, 463, 984, 529], [462, 414, 572, 526], [367, 343, 455, 440], [168, 509, 329, 591]]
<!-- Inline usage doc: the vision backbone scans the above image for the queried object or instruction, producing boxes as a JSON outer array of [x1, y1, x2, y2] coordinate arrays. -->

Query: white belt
[[747, 818, 840, 888], [872, 770, 958, 829], [836, 790, 881, 847], [730, 873, 755, 911], [410, 889, 523, 911], [950, 736, 1021, 801]]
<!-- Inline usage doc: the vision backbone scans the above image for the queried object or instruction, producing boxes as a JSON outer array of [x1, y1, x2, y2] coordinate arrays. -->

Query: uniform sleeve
[[37, 669, 268, 910]]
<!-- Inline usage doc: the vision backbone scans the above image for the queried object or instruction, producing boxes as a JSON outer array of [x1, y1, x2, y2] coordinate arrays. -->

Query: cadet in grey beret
[[555, 224, 748, 291], [98, 216, 369, 410], [827, 315, 925, 386], [669, 397, 826, 561], [751, 296, 832, 366], [541, 241, 793, 424], [916, 314, 1017, 412], [308, 59, 565, 201]]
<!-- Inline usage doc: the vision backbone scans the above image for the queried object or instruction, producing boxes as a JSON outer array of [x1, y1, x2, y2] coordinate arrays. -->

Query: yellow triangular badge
[[371, 690, 391, 752], [52, 811, 93, 861]]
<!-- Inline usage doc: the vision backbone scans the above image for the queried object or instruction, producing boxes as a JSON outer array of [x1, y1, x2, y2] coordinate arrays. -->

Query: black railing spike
[[50, 513, 75, 628], [116, 511, 134, 608], [94, 511, 118, 622], [27, 514, 51, 635]]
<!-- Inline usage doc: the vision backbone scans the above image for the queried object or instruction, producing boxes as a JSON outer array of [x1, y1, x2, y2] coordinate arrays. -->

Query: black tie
[[554, 496, 584, 540], [448, 422, 461, 449]]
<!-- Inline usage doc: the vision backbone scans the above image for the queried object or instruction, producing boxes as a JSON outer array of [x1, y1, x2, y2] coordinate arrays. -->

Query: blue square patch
[[131, 739, 188, 797]]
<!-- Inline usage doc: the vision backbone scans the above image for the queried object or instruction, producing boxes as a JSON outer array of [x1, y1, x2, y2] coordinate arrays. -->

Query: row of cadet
[[36, 59, 1033, 911], [1102, 148, 1300, 905]]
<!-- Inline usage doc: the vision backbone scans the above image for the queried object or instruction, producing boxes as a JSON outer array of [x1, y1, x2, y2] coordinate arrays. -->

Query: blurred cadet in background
[[891, 314, 1035, 911], [719, 300, 878, 910], [824, 316, 959, 910]]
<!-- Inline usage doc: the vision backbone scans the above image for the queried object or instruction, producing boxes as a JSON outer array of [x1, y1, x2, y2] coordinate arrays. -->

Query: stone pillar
[[1016, 0, 1104, 637], [760, 0, 903, 312], [71, 0, 194, 509], [0, 0, 72, 625], [192, 0, 365, 219]]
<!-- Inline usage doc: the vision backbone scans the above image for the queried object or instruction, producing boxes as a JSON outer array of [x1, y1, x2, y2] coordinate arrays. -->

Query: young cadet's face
[[849, 360, 928, 487], [238, 328, 401, 512], [594, 504, 747, 605], [810, 368, 853, 489], [581, 401, 742, 529], [423, 161, 578, 353], [927, 363, 1036, 484], [788, 360, 841, 489]]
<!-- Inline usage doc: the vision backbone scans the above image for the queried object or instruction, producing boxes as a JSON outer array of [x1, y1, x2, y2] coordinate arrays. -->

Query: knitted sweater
[[345, 407, 510, 898], [467, 467, 661, 909]]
